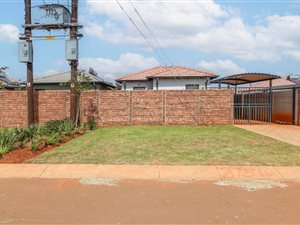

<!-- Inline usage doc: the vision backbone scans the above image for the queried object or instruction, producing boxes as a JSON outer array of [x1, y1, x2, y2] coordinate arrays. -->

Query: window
[[185, 84, 200, 90], [133, 86, 146, 90]]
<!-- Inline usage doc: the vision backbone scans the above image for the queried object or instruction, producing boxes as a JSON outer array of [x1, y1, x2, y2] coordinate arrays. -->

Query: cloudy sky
[[1, 0, 300, 82]]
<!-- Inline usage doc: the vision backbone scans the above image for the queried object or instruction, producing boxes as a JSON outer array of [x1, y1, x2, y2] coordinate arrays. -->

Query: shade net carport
[[211, 73, 297, 125]]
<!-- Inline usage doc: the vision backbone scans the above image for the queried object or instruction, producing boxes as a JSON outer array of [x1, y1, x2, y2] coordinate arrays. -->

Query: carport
[[212, 73, 298, 125]]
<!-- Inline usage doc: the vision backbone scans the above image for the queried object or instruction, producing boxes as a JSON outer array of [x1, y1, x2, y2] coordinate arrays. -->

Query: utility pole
[[25, 0, 34, 125], [70, 0, 78, 122]]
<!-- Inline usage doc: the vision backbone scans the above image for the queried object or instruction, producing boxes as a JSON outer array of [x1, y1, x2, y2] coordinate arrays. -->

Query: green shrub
[[15, 124, 40, 147], [41, 118, 75, 136], [88, 119, 97, 130], [0, 128, 17, 156]]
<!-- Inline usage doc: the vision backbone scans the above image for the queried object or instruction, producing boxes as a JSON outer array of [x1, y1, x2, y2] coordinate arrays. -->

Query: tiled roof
[[116, 66, 217, 81], [34, 71, 115, 87], [251, 78, 295, 88]]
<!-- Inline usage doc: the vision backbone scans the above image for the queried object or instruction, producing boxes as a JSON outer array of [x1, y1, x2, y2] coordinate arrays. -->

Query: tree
[[61, 70, 92, 125]]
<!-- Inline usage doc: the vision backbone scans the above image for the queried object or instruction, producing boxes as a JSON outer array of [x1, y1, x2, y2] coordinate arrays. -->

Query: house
[[33, 71, 115, 91], [251, 78, 295, 88], [116, 66, 218, 90], [0, 71, 22, 90]]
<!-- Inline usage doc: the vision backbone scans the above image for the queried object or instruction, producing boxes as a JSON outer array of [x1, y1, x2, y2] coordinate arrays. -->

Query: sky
[[1, 0, 300, 82]]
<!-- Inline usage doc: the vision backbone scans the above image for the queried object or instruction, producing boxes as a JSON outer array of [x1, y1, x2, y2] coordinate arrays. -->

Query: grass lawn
[[29, 125, 300, 166]]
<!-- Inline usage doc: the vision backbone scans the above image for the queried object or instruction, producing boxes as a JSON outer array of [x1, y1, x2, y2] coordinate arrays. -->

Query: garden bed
[[0, 133, 82, 163], [0, 118, 91, 163]]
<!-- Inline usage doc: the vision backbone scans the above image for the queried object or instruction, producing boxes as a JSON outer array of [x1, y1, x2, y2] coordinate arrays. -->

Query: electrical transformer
[[19, 41, 33, 63], [65, 39, 78, 61], [34, 4, 70, 25]]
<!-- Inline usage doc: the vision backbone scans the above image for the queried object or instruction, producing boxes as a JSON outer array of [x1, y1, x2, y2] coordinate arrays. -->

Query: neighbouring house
[[0, 71, 23, 90], [116, 66, 218, 90], [250, 78, 295, 88], [33, 71, 115, 91]]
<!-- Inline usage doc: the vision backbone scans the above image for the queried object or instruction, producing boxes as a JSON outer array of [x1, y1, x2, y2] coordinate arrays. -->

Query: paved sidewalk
[[235, 124, 300, 147], [0, 164, 300, 180]]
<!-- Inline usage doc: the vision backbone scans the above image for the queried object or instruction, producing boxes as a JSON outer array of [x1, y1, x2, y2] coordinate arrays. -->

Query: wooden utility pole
[[25, 0, 34, 125], [70, 0, 78, 122]]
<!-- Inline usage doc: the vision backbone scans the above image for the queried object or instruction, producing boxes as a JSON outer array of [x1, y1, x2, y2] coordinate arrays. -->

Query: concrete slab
[[98, 165, 160, 180], [159, 166, 220, 180], [0, 164, 299, 181], [217, 166, 283, 180], [276, 167, 300, 180], [235, 124, 300, 147], [0, 164, 48, 178], [40, 164, 101, 178]]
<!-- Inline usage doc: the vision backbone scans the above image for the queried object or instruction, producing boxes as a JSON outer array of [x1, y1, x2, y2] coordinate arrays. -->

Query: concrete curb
[[0, 164, 300, 181]]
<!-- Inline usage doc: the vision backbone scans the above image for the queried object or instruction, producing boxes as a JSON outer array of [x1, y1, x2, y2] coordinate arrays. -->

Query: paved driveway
[[235, 124, 300, 147]]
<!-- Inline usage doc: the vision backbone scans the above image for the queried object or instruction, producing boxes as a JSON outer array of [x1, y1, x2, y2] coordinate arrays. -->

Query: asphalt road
[[0, 178, 299, 224]]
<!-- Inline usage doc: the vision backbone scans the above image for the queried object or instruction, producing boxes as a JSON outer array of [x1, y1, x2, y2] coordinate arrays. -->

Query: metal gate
[[234, 87, 296, 124], [234, 87, 271, 124]]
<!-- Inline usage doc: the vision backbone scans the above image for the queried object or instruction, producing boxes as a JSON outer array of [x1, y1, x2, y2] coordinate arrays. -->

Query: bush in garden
[[0, 128, 17, 156], [0, 118, 92, 155], [14, 124, 40, 147], [41, 118, 75, 136]]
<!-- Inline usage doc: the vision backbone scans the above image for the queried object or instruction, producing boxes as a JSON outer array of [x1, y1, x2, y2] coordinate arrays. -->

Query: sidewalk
[[0, 164, 300, 180]]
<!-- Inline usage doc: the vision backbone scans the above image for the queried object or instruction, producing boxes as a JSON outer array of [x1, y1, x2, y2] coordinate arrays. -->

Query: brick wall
[[0, 91, 28, 128], [0, 91, 70, 127], [81, 90, 234, 126], [0, 90, 234, 127]]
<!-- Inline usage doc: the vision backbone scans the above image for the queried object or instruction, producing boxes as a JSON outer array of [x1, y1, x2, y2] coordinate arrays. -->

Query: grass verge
[[30, 125, 300, 166]]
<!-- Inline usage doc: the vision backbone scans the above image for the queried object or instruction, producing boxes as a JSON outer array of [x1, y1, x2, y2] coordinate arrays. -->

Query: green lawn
[[29, 125, 300, 166]]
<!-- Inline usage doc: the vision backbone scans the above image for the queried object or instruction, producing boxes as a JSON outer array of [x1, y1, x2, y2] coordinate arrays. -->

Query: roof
[[211, 73, 281, 85], [251, 78, 295, 88], [116, 66, 218, 81], [0, 72, 14, 84], [34, 71, 115, 87]]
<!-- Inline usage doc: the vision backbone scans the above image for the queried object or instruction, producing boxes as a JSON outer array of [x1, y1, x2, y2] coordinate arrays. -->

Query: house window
[[133, 86, 146, 90], [185, 84, 200, 90]]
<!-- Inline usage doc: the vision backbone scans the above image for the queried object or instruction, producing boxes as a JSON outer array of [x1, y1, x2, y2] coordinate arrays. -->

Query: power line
[[115, 0, 168, 66], [129, 0, 173, 66]]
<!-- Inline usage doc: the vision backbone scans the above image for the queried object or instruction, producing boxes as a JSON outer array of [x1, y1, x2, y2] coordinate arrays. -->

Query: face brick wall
[[81, 90, 234, 126], [0, 91, 28, 128], [0, 90, 234, 127]]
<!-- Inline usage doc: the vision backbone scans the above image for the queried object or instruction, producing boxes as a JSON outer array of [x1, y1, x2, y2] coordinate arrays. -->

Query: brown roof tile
[[116, 66, 217, 81]]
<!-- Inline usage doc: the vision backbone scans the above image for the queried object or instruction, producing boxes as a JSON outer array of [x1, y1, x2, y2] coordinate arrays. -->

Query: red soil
[[0, 133, 83, 164]]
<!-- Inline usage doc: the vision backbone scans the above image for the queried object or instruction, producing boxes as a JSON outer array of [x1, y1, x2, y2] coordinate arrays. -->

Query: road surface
[[0, 178, 300, 224]]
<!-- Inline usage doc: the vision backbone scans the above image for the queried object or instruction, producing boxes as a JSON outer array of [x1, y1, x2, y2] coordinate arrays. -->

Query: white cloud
[[198, 60, 246, 76], [80, 53, 159, 81], [0, 24, 19, 43], [84, 1, 300, 63]]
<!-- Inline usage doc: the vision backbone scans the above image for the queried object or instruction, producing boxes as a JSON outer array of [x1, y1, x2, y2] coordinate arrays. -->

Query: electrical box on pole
[[19, 41, 33, 63], [65, 39, 78, 61]]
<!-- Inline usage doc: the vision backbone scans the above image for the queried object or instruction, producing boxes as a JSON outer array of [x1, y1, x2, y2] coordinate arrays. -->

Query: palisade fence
[[0, 90, 234, 128]]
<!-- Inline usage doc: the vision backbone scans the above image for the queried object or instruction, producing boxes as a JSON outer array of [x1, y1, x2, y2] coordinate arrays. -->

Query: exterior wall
[[122, 81, 153, 90], [0, 90, 234, 127], [123, 78, 209, 90], [0, 91, 70, 128], [154, 78, 208, 90], [81, 90, 234, 126], [0, 91, 28, 128]]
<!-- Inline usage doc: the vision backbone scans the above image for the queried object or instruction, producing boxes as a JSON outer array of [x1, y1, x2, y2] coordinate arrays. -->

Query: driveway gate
[[234, 87, 296, 124], [234, 87, 271, 124]]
